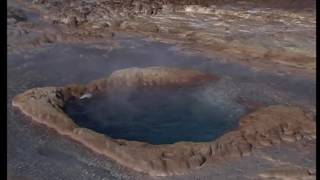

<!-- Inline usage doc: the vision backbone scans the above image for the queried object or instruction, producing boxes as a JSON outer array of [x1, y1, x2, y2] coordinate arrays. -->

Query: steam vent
[[8, 0, 315, 179]]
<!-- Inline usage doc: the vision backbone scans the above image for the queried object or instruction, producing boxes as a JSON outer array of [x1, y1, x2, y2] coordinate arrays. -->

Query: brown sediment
[[12, 66, 315, 176]]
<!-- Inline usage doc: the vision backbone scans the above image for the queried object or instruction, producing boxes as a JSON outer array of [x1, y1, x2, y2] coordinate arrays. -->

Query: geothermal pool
[[64, 87, 241, 144], [8, 38, 316, 179], [7, 0, 316, 178]]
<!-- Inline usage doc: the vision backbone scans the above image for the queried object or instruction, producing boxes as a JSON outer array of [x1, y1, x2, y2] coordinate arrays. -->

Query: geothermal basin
[[64, 86, 241, 145], [7, 0, 316, 178], [10, 38, 316, 177]]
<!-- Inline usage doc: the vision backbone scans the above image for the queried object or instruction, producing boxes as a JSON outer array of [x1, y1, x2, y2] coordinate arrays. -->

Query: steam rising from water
[[64, 85, 247, 144]]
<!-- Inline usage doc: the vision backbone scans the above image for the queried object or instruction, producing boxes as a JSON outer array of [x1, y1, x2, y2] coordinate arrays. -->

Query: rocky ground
[[8, 0, 316, 76], [7, 0, 316, 179]]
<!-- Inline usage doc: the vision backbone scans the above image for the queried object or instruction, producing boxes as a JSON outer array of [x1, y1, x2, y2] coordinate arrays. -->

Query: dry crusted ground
[[8, 0, 316, 77]]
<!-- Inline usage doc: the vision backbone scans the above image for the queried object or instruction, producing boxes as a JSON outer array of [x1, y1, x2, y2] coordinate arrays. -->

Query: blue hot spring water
[[64, 87, 241, 144]]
